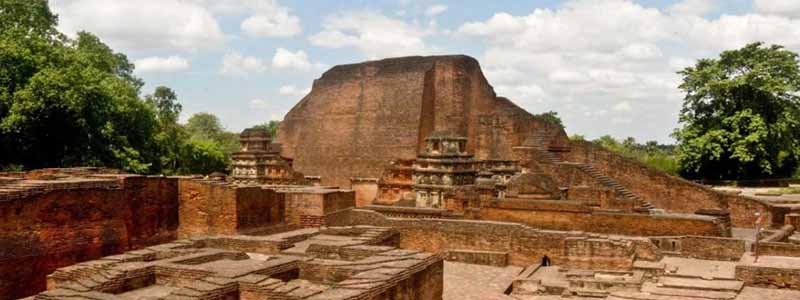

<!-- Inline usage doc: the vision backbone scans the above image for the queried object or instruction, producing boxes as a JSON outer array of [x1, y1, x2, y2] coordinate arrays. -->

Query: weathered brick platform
[[36, 226, 442, 300]]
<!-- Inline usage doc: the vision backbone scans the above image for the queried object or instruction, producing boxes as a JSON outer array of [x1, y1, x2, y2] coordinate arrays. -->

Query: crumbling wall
[[476, 199, 725, 236], [649, 236, 746, 261], [350, 178, 378, 207], [283, 188, 356, 227], [178, 179, 285, 237], [330, 209, 648, 270], [0, 176, 178, 300]]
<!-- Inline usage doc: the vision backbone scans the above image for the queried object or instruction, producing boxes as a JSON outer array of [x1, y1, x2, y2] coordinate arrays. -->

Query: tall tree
[[674, 42, 800, 180], [0, 0, 160, 172], [186, 112, 239, 157]]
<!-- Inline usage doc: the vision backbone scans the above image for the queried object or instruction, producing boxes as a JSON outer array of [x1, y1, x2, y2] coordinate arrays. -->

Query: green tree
[[0, 0, 58, 37], [533, 111, 563, 127], [186, 112, 223, 140], [0, 0, 160, 172], [591, 135, 678, 175], [674, 42, 800, 180], [0, 0, 230, 175], [186, 112, 239, 159], [177, 138, 228, 175], [253, 120, 281, 139]]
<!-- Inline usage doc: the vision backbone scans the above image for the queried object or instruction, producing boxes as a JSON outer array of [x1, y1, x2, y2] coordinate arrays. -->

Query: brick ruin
[[2, 55, 800, 299]]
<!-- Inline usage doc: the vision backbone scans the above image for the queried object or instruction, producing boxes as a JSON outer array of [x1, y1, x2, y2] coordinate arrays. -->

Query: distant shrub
[[592, 135, 679, 175]]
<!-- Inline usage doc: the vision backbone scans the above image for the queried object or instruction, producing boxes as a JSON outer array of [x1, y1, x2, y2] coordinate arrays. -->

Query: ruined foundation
[[4, 55, 800, 299]]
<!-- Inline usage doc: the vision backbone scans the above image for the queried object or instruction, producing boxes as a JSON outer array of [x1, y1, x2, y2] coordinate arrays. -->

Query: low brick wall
[[649, 236, 746, 261], [758, 241, 800, 257], [736, 254, 800, 290], [443, 249, 508, 267], [478, 200, 726, 237], [329, 209, 655, 271]]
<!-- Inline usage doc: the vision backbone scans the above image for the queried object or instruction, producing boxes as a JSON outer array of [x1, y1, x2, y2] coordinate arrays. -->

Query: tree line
[[2, 1, 799, 180], [0, 0, 278, 175]]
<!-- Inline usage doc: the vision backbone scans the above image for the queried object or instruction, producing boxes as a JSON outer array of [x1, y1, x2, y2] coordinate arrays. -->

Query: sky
[[48, 0, 800, 143]]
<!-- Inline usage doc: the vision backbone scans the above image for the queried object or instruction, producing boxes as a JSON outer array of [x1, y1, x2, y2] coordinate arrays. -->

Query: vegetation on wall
[[533, 111, 564, 127], [572, 135, 679, 175], [674, 42, 800, 180]]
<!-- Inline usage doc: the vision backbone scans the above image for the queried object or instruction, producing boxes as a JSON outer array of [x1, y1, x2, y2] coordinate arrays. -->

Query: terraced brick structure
[[5, 55, 800, 300]]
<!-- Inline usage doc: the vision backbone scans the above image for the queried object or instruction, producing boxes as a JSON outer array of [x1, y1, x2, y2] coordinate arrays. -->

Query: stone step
[[658, 276, 743, 292], [571, 287, 609, 297], [641, 282, 737, 300], [608, 291, 711, 300]]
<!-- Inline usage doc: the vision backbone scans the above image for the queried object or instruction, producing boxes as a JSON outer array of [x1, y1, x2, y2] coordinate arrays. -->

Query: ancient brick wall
[[0, 176, 178, 300], [566, 140, 780, 227], [283, 188, 355, 227], [277, 55, 568, 187], [757, 242, 800, 257], [649, 236, 746, 261], [178, 180, 285, 237], [350, 178, 378, 207], [329, 209, 649, 270], [178, 179, 238, 237], [477, 199, 725, 236], [235, 187, 284, 232]]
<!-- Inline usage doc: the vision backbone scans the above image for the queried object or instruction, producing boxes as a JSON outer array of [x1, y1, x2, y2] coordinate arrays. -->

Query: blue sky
[[50, 0, 800, 143]]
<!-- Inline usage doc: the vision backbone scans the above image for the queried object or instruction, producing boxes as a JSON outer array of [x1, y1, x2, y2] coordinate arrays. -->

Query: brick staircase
[[575, 164, 655, 211], [528, 146, 654, 211], [525, 130, 556, 151]]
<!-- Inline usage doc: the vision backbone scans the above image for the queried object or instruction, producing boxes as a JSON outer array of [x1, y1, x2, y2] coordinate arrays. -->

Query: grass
[[777, 186, 800, 194]]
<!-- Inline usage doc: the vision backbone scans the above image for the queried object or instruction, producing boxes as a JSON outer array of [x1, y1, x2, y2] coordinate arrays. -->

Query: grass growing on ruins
[[778, 186, 800, 195], [580, 135, 679, 175]]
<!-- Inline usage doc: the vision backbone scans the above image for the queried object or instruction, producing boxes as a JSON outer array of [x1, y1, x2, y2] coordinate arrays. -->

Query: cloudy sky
[[50, 0, 800, 143]]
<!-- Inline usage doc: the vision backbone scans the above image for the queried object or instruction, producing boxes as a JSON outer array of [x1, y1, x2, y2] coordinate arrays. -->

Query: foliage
[[176, 138, 228, 175], [569, 134, 586, 141], [0, 0, 234, 175], [674, 42, 800, 180], [777, 186, 800, 194], [186, 112, 239, 154], [253, 120, 281, 139], [533, 111, 563, 127], [0, 0, 159, 172], [593, 135, 679, 175]]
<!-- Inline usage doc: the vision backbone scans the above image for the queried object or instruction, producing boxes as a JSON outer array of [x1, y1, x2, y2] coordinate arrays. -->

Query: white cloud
[[134, 56, 190, 74], [618, 43, 663, 60], [272, 48, 312, 70], [220, 52, 268, 77], [425, 5, 448, 17], [548, 70, 591, 84], [613, 101, 633, 112], [249, 98, 270, 109], [309, 10, 437, 59], [51, 0, 225, 53], [455, 0, 800, 142], [678, 14, 800, 52], [753, 0, 800, 18], [667, 0, 717, 16], [190, 0, 301, 38], [241, 13, 301, 38], [278, 85, 311, 96]]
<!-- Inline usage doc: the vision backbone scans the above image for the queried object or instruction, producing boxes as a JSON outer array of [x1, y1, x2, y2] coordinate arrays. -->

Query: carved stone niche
[[505, 172, 560, 199]]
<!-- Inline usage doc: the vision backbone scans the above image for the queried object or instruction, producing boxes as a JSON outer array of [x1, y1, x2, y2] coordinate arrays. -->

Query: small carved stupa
[[412, 131, 477, 208], [231, 127, 299, 184]]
